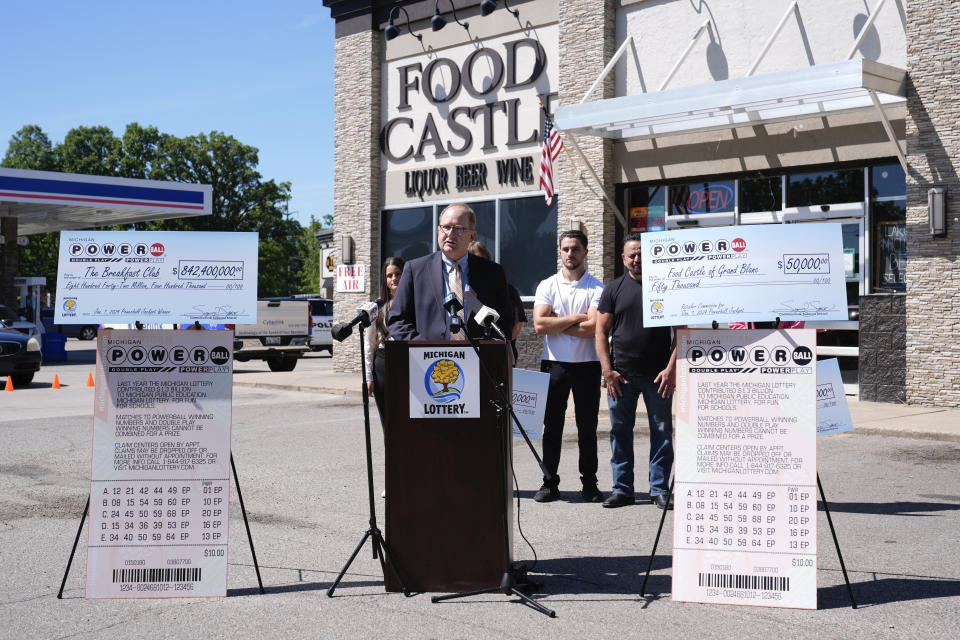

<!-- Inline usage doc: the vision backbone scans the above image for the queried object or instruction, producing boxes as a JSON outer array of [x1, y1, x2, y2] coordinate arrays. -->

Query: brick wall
[[905, 2, 960, 407], [332, 28, 382, 373], [858, 294, 906, 403], [557, 0, 618, 283]]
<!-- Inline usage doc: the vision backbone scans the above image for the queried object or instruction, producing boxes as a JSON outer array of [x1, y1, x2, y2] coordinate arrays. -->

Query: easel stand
[[430, 333, 556, 618], [327, 323, 410, 597], [58, 453, 265, 597], [58, 323, 264, 597], [639, 322, 857, 609]]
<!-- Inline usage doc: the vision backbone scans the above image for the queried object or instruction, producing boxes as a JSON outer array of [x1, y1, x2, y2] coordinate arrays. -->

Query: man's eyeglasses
[[438, 224, 474, 237]]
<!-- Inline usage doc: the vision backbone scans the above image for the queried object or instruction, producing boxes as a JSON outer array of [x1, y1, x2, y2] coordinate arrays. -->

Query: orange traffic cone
[[4, 376, 13, 392], [86, 372, 95, 387], [52, 374, 61, 390]]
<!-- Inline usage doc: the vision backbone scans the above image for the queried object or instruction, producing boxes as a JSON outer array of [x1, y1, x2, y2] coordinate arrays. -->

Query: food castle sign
[[381, 25, 558, 203]]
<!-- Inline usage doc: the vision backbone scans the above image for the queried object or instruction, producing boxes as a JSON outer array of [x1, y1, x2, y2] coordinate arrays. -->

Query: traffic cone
[[86, 372, 95, 387], [4, 376, 13, 392], [52, 374, 61, 390]]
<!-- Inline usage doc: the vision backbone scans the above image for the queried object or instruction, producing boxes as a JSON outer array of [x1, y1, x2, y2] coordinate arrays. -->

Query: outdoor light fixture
[[341, 234, 354, 264], [384, 6, 422, 43], [480, 0, 519, 18], [431, 0, 469, 32], [929, 187, 947, 236]]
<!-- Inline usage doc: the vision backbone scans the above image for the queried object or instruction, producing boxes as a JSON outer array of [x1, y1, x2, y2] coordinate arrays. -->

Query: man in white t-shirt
[[532, 230, 605, 503]]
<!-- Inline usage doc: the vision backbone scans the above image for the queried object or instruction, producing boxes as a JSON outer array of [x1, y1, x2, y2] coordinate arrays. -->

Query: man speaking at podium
[[387, 203, 514, 342]]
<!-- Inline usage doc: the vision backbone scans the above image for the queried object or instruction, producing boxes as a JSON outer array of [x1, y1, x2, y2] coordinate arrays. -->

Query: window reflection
[[625, 185, 666, 231], [470, 201, 496, 255], [740, 176, 782, 213], [500, 196, 558, 296], [381, 206, 433, 262], [787, 169, 863, 206]]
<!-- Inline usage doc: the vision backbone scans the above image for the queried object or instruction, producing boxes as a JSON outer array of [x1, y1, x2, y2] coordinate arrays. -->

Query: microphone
[[443, 293, 464, 336], [474, 305, 507, 340], [443, 292, 463, 314], [331, 299, 383, 342]]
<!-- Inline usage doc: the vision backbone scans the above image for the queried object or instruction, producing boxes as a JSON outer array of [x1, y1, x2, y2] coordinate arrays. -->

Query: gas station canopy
[[0, 167, 212, 235]]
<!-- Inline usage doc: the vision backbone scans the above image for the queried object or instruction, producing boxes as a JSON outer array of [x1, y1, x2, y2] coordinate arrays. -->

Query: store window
[[787, 168, 864, 207], [740, 175, 782, 213], [380, 196, 557, 297], [472, 200, 497, 255], [381, 206, 434, 262], [870, 164, 906, 292], [670, 180, 735, 216], [500, 196, 558, 296], [624, 185, 666, 232]]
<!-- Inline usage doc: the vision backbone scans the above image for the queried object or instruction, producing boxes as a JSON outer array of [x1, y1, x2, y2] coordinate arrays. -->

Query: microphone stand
[[327, 320, 410, 597], [430, 318, 556, 618]]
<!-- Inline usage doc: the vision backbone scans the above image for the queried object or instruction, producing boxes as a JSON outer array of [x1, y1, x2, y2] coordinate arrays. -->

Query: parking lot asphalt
[[2, 339, 960, 638]]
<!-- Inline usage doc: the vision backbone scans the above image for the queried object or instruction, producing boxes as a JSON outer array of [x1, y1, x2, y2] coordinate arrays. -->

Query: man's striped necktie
[[451, 263, 467, 341]]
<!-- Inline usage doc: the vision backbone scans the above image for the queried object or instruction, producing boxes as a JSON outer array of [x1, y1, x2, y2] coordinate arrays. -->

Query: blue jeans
[[607, 376, 674, 497]]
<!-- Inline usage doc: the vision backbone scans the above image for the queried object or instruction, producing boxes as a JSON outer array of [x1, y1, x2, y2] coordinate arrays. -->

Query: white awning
[[0, 168, 212, 235], [554, 59, 906, 141]]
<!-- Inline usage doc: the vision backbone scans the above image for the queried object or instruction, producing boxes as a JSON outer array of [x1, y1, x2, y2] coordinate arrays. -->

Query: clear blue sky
[[0, 1, 335, 227]]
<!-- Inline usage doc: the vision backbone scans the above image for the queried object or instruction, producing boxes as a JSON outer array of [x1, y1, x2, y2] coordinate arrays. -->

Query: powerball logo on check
[[649, 237, 747, 263]]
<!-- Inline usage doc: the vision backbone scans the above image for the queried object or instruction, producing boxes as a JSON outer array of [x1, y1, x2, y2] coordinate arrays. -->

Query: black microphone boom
[[332, 299, 384, 342]]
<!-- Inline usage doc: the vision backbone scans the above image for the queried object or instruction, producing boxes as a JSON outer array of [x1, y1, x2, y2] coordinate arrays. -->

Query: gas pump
[[13, 276, 45, 332]]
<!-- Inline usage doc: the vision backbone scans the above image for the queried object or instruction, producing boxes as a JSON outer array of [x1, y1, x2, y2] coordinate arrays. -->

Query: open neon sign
[[686, 184, 734, 214]]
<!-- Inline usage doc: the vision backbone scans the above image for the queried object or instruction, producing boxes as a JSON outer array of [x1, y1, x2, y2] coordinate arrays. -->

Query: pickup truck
[[231, 300, 310, 371]]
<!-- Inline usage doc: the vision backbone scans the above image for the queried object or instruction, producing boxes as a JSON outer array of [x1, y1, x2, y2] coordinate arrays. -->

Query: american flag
[[539, 111, 563, 207]]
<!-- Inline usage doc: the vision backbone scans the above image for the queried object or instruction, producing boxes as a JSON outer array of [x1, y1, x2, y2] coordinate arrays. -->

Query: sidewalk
[[228, 362, 960, 443], [17, 346, 960, 442]]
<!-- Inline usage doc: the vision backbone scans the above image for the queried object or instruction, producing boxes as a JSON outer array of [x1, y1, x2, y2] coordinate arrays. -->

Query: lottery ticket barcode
[[698, 573, 790, 591], [112, 568, 202, 583]]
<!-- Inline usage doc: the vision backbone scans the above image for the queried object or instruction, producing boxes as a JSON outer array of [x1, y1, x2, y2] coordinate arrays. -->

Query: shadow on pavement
[[228, 579, 386, 597], [531, 554, 673, 596], [819, 575, 960, 610], [513, 489, 653, 504], [817, 499, 960, 516]]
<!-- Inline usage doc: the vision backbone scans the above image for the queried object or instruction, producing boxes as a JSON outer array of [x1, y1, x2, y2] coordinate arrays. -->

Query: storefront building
[[323, 0, 959, 408]]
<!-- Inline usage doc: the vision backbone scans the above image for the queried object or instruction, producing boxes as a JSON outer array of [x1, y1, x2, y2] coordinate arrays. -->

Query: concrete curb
[[230, 380, 960, 443]]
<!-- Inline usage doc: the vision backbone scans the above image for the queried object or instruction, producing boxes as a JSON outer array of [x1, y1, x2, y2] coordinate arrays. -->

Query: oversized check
[[816, 358, 854, 437], [673, 329, 817, 609], [86, 330, 233, 598], [55, 231, 257, 324], [641, 224, 847, 327], [510, 368, 549, 441]]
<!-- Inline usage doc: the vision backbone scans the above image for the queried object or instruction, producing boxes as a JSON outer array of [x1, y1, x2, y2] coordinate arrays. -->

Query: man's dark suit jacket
[[386, 251, 515, 341]]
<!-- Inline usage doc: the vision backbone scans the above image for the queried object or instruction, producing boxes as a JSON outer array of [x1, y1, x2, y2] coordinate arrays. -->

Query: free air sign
[[336, 264, 366, 293]]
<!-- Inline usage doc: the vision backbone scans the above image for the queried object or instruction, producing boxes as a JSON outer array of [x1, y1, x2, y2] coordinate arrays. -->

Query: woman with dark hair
[[366, 256, 405, 425]]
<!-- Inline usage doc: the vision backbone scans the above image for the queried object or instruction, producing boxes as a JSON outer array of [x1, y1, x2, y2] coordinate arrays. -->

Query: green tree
[[2, 125, 56, 170], [2, 123, 308, 298], [299, 215, 330, 293]]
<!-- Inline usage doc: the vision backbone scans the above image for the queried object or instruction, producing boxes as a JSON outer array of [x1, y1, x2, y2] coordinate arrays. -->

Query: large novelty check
[[55, 231, 257, 324], [641, 224, 847, 327]]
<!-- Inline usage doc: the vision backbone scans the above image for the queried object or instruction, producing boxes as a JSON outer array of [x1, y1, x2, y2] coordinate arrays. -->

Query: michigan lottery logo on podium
[[425, 359, 464, 403], [409, 347, 481, 418]]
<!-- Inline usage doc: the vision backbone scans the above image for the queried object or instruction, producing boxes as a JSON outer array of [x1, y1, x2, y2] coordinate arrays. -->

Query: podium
[[383, 340, 513, 592]]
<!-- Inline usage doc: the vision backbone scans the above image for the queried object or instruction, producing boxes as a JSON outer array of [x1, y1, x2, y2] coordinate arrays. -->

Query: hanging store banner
[[408, 346, 480, 419], [55, 231, 257, 325], [86, 329, 233, 598], [816, 358, 854, 437], [673, 329, 817, 610], [641, 223, 847, 327]]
